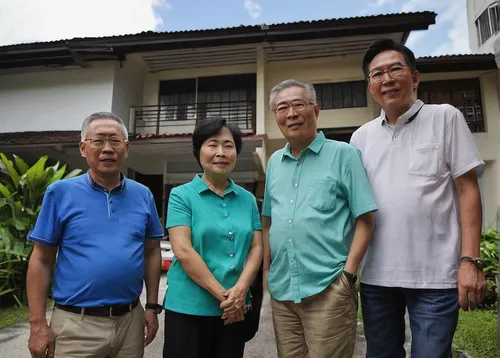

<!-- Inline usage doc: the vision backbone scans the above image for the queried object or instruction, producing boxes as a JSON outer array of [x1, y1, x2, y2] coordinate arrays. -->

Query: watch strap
[[145, 303, 163, 314], [460, 256, 484, 270]]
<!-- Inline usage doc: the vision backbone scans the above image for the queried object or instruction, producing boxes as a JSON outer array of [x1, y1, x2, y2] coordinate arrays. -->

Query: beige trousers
[[271, 273, 358, 358], [50, 303, 145, 358]]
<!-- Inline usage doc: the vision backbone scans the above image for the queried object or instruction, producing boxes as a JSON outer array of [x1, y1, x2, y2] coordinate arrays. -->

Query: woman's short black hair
[[192, 117, 243, 167], [362, 38, 417, 78]]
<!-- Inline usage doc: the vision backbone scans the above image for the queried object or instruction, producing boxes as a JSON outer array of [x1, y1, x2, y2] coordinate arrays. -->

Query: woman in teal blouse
[[163, 117, 263, 358]]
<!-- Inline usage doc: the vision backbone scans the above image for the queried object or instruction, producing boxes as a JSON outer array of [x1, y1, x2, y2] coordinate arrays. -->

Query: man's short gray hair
[[269, 79, 317, 108], [81, 112, 128, 141]]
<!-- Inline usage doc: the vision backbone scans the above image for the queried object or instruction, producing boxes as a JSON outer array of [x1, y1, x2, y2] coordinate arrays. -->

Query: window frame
[[313, 80, 367, 110], [475, 1, 500, 45], [417, 78, 486, 133]]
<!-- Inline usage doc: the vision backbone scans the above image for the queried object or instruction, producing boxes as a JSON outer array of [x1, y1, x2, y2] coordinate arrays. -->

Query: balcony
[[130, 100, 256, 136]]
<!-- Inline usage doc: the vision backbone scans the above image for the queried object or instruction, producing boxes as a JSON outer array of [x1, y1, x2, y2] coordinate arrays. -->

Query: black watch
[[145, 303, 163, 314], [343, 270, 357, 286], [460, 256, 485, 270]]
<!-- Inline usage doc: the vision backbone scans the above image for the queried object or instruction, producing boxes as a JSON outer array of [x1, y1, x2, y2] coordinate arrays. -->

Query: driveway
[[0, 275, 410, 357]]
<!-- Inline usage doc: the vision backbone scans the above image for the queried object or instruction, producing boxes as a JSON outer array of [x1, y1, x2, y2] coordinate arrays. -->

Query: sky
[[0, 0, 471, 57]]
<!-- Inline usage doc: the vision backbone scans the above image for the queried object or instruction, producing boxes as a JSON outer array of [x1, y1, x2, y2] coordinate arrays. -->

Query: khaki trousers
[[50, 303, 145, 358], [271, 273, 358, 358]]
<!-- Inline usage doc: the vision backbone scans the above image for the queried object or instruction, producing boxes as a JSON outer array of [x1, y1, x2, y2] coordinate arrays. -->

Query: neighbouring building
[[1, 11, 499, 229], [467, 0, 500, 54]]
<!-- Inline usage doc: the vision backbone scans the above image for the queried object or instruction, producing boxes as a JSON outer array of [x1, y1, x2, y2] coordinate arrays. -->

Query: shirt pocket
[[306, 178, 337, 211], [409, 143, 440, 177]]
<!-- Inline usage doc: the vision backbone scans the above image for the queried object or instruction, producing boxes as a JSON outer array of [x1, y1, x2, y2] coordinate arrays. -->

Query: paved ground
[[0, 276, 411, 357]]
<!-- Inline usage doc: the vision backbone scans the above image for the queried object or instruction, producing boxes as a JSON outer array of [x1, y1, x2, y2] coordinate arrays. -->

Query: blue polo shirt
[[164, 174, 261, 316], [263, 131, 377, 303], [29, 172, 164, 307]]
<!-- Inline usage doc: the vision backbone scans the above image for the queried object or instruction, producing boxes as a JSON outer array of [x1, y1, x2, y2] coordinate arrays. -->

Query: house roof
[[0, 131, 260, 147], [416, 54, 497, 73], [0, 131, 81, 146], [0, 12, 436, 69]]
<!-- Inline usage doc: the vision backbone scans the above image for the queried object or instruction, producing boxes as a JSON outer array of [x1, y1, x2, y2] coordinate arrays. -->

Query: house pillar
[[255, 45, 268, 170]]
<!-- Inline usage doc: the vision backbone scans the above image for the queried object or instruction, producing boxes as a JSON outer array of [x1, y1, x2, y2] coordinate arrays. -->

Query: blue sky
[[0, 0, 470, 57]]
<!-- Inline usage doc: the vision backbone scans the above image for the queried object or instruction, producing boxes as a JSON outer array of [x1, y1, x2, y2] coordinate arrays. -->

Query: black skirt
[[163, 309, 246, 358]]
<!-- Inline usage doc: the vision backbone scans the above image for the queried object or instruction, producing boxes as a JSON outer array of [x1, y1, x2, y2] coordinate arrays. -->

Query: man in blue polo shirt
[[263, 79, 377, 358], [26, 112, 164, 358]]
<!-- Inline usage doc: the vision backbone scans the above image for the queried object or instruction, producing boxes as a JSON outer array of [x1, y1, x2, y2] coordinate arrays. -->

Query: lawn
[[0, 300, 53, 329], [0, 304, 30, 329], [453, 308, 498, 358]]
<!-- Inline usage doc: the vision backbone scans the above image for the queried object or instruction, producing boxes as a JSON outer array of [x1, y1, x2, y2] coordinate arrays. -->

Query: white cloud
[[359, 0, 470, 56], [244, 0, 262, 19], [399, 0, 470, 55], [0, 0, 167, 46]]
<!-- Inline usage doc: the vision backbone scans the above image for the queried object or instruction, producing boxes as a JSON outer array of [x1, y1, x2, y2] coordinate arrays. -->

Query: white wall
[[111, 57, 147, 133], [467, 0, 499, 54], [0, 63, 115, 133]]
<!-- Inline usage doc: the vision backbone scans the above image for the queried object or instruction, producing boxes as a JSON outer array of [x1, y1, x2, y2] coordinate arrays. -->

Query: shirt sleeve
[[252, 196, 262, 231], [146, 191, 164, 239], [166, 187, 192, 229], [262, 161, 272, 218], [342, 148, 378, 218], [29, 188, 62, 247], [445, 107, 485, 179]]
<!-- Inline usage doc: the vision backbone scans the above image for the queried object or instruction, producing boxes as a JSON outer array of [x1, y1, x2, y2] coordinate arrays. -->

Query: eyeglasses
[[368, 64, 409, 83], [273, 100, 315, 116], [84, 138, 128, 149]]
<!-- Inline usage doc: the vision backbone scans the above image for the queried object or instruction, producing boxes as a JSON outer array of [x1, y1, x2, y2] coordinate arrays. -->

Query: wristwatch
[[145, 303, 163, 314], [459, 256, 485, 270], [343, 270, 357, 286]]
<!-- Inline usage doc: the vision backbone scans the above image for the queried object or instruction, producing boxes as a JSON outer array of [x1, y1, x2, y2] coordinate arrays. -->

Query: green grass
[[0, 300, 54, 329], [0, 304, 30, 329], [453, 308, 498, 358]]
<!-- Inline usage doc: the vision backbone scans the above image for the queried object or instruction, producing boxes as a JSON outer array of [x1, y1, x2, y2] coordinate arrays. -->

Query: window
[[475, 2, 500, 45], [417, 79, 485, 133], [314, 81, 367, 110], [157, 74, 256, 130]]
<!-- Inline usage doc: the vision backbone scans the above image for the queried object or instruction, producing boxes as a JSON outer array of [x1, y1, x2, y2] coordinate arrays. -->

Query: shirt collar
[[380, 100, 424, 126], [191, 174, 239, 196], [85, 171, 126, 192], [281, 131, 326, 160]]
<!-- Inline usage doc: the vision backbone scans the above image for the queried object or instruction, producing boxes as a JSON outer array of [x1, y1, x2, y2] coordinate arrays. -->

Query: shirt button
[[289, 239, 292, 242], [291, 257, 295, 260], [229, 253, 234, 258], [223, 204, 227, 208], [230, 265, 235, 269], [290, 199, 294, 204], [230, 237, 234, 241], [288, 220, 292, 224], [224, 213, 228, 218], [229, 231, 233, 236], [294, 183, 298, 188]]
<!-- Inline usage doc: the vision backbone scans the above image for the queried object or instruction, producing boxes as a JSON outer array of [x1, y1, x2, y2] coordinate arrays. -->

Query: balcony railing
[[130, 101, 256, 135]]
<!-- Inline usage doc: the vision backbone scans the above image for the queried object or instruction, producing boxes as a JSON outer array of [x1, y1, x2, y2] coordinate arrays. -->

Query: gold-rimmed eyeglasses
[[368, 64, 409, 83], [273, 100, 315, 116], [84, 138, 128, 149]]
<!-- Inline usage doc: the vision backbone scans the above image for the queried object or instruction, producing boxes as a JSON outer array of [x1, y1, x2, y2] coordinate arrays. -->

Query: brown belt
[[55, 299, 139, 317]]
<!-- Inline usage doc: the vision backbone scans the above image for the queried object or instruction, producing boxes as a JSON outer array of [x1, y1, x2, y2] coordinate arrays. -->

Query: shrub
[[480, 226, 499, 307], [0, 154, 81, 307]]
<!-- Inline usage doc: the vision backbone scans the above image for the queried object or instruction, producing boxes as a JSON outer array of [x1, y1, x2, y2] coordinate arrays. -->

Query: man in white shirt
[[350, 38, 486, 358]]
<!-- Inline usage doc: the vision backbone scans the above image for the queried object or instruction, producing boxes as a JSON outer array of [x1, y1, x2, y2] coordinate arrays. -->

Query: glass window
[[314, 81, 367, 110]]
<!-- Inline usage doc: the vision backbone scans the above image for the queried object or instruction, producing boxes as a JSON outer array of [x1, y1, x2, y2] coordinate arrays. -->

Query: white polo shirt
[[350, 100, 484, 289]]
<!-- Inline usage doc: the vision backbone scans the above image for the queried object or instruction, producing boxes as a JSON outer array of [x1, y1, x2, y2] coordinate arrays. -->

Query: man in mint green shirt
[[263, 79, 377, 358]]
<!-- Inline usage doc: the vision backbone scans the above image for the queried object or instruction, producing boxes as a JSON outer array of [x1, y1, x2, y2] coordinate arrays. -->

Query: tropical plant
[[480, 225, 499, 307], [0, 153, 81, 307]]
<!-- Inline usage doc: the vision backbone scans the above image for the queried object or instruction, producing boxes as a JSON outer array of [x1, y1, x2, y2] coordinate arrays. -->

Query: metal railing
[[130, 101, 256, 135]]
